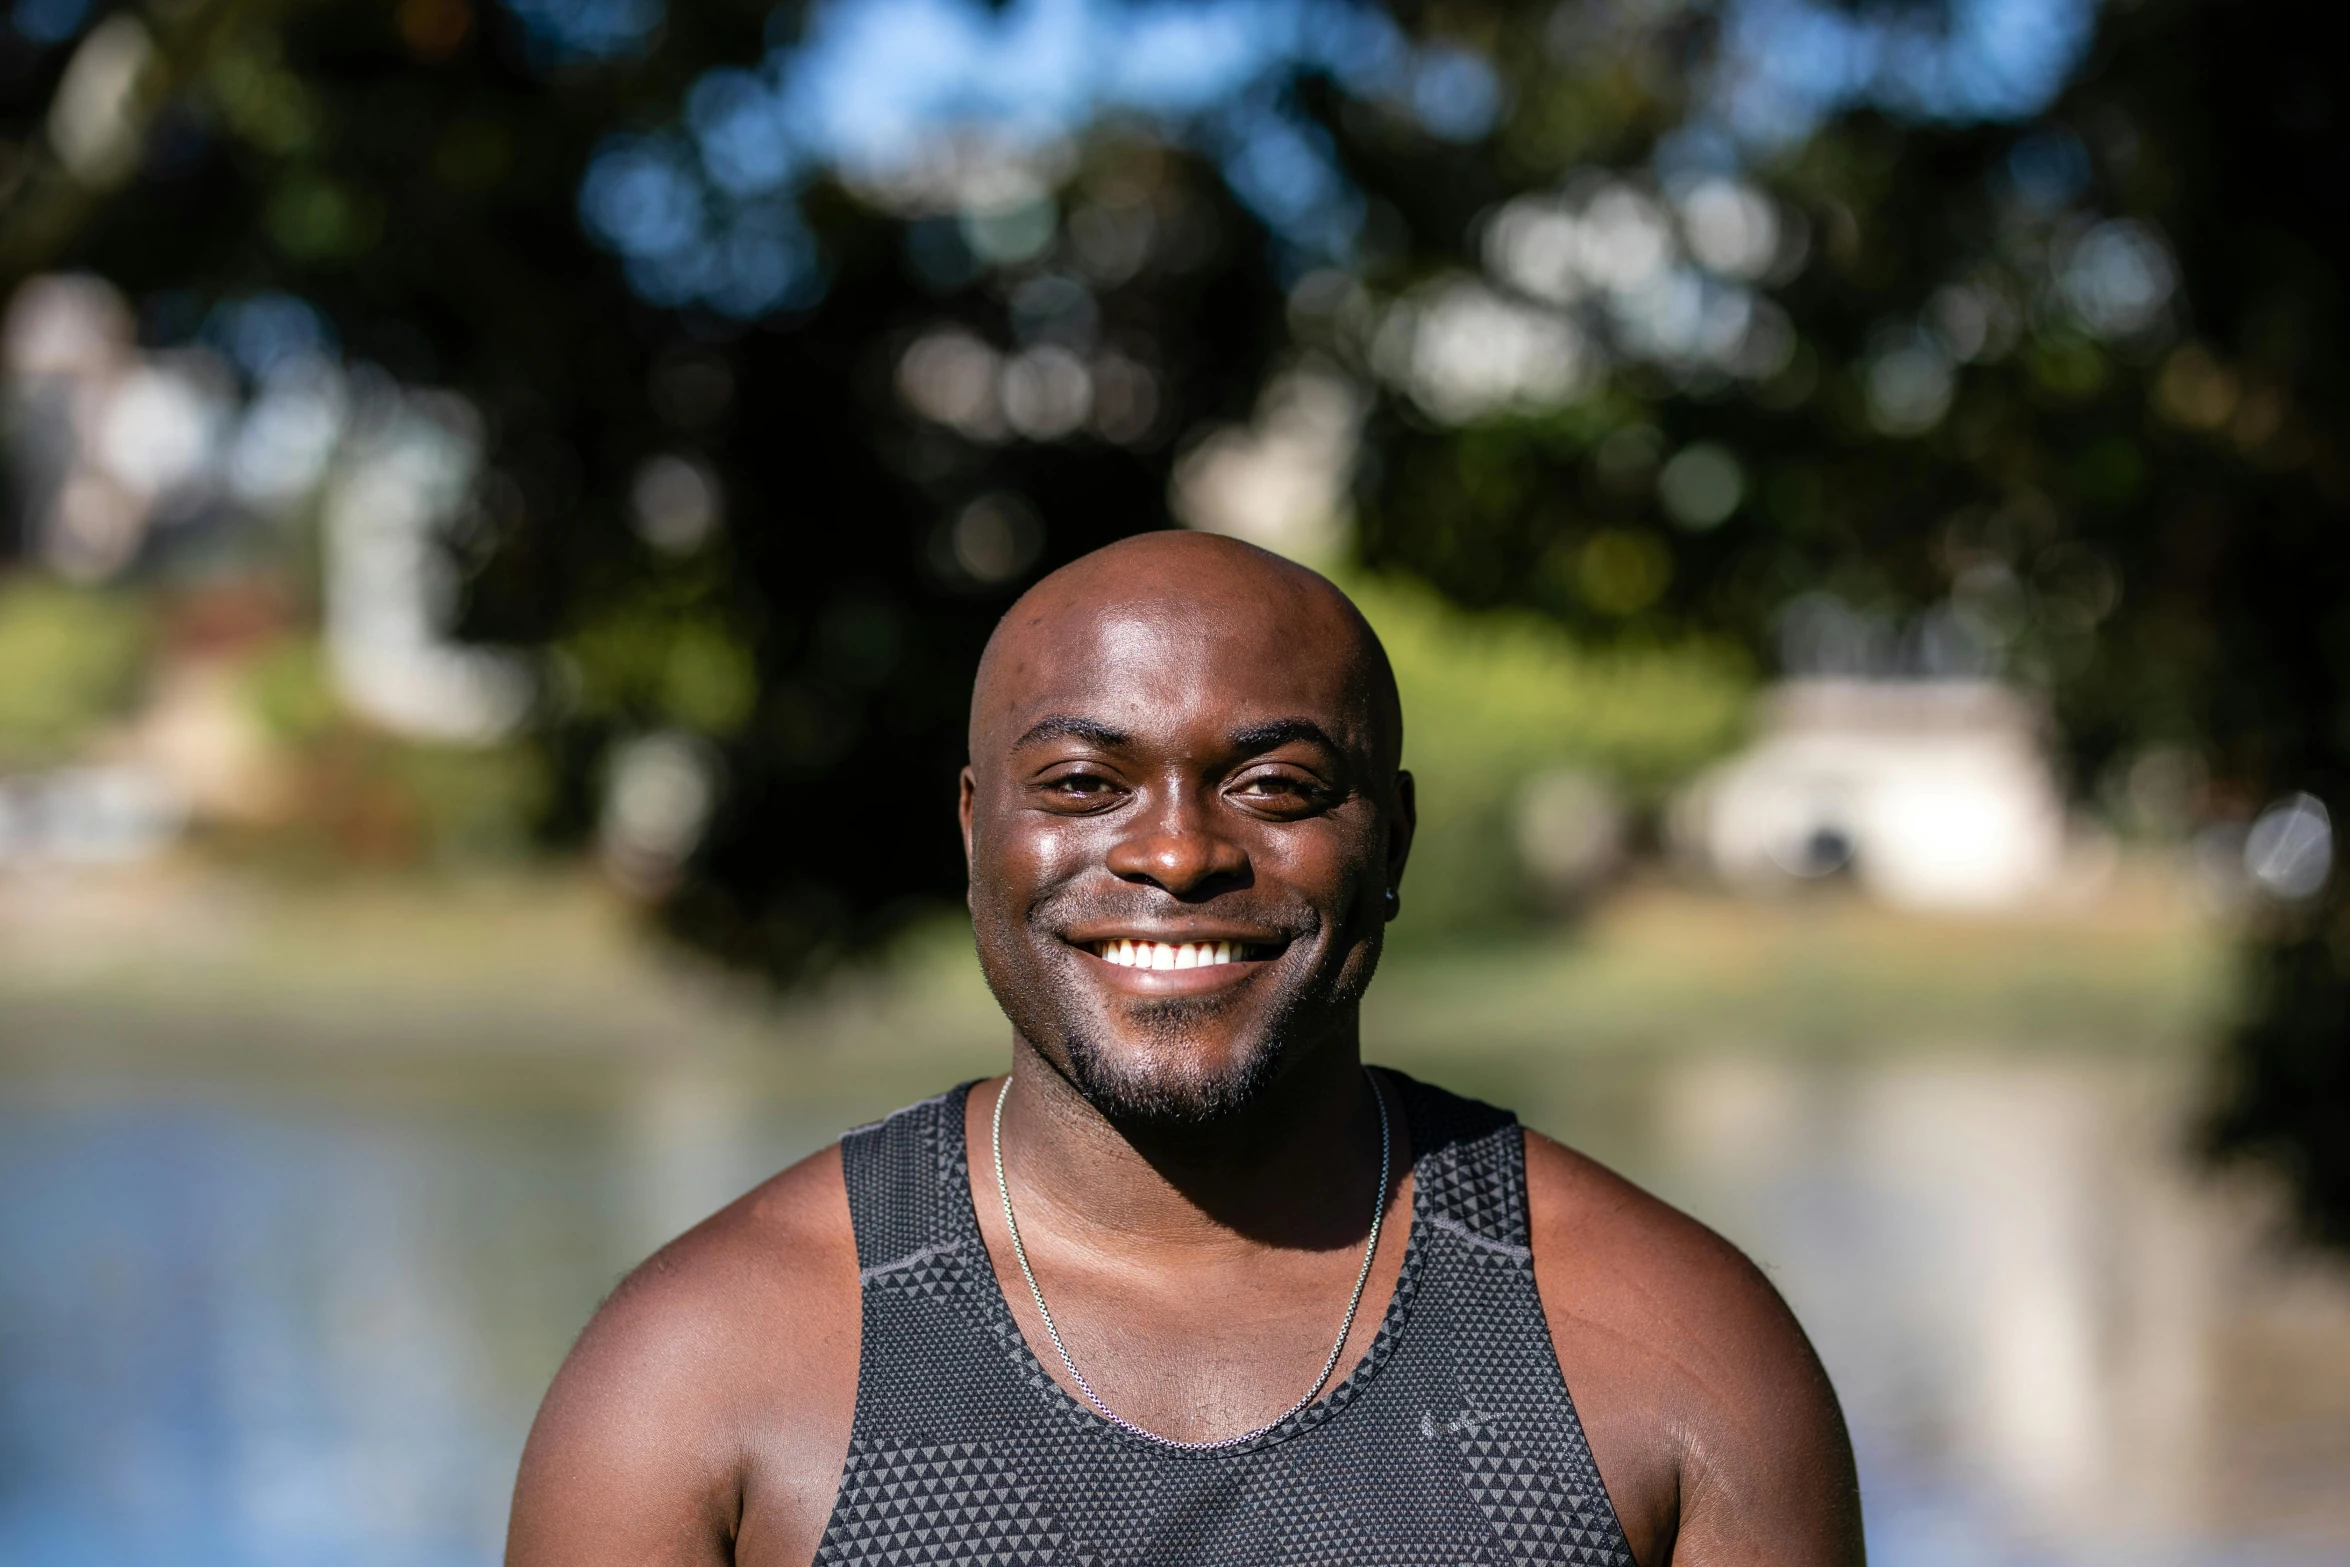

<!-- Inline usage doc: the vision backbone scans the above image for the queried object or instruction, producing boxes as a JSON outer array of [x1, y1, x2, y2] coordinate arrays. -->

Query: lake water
[[6, 1039, 2347, 1567]]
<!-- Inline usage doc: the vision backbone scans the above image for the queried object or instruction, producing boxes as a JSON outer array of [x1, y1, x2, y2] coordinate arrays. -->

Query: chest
[[812, 1083, 1636, 1567], [811, 1393, 1626, 1567], [811, 1238, 1629, 1567]]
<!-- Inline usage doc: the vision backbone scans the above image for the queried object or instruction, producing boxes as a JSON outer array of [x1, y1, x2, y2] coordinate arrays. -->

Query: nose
[[1103, 787, 1250, 899]]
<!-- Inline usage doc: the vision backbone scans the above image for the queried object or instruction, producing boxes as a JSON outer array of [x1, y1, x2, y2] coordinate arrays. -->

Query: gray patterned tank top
[[814, 1071, 1635, 1567]]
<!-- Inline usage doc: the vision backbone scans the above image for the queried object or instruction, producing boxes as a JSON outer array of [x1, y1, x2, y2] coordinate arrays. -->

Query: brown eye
[[1038, 769, 1124, 809], [1230, 773, 1325, 813]]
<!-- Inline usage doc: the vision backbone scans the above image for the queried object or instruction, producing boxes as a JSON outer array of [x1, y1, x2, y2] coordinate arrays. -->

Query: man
[[509, 532, 1863, 1567]]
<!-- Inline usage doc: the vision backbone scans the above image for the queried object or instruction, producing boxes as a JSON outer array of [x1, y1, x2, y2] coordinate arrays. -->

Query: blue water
[[1, 1054, 2342, 1566], [0, 1101, 599, 1564]]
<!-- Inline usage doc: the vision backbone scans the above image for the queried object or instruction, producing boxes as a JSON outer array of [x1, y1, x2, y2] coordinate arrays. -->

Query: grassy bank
[[0, 861, 2229, 1098]]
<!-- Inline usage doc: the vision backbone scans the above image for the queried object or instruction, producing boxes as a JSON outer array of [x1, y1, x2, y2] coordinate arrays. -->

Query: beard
[[974, 884, 1373, 1129], [1055, 988, 1300, 1126]]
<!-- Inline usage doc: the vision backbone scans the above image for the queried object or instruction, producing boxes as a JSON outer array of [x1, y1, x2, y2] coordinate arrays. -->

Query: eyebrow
[[1227, 718, 1344, 755], [1013, 715, 1133, 750], [1009, 715, 1344, 755]]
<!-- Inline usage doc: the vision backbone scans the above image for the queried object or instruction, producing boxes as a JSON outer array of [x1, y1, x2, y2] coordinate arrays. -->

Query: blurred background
[[2, 0, 2349, 1560]]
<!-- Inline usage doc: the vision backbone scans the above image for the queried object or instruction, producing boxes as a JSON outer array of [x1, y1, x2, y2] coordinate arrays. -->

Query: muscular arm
[[506, 1148, 862, 1567], [1524, 1131, 1864, 1567]]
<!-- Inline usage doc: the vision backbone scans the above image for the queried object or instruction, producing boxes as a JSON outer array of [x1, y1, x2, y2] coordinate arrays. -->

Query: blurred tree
[[1351, 574, 1747, 934], [0, 575, 146, 762], [0, 0, 2346, 1235], [0, 0, 1288, 968], [1324, 0, 2350, 1241]]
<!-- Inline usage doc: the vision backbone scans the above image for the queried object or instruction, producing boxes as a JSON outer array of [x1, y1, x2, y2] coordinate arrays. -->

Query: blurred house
[[2, 272, 530, 750], [1676, 679, 2069, 911], [0, 272, 547, 871]]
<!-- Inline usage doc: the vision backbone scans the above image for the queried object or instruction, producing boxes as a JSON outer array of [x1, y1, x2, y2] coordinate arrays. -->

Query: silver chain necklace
[[989, 1068, 1392, 1452]]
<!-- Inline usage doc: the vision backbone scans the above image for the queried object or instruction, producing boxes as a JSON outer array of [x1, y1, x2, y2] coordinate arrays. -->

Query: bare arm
[[1660, 1258, 1859, 1567], [1525, 1131, 1864, 1567], [506, 1259, 744, 1566], [506, 1149, 862, 1567]]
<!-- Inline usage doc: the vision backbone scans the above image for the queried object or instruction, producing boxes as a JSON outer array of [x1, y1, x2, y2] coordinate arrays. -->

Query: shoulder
[[576, 1142, 861, 1423], [1521, 1129, 1862, 1567], [1520, 1128, 1801, 1371], [507, 1143, 861, 1567]]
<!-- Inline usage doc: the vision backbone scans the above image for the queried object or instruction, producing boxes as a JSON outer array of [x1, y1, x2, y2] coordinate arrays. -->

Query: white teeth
[[1092, 940, 1248, 968]]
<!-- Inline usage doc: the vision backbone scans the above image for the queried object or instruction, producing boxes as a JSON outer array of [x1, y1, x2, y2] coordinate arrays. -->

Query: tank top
[[815, 1071, 1635, 1567]]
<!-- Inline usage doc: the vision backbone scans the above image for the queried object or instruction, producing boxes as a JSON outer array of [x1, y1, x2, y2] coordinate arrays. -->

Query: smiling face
[[961, 534, 1413, 1127]]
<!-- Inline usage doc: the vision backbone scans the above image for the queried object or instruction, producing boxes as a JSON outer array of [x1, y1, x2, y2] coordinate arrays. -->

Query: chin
[[1057, 997, 1293, 1127]]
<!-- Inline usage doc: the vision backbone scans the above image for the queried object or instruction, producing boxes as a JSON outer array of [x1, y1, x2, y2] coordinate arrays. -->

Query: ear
[[958, 766, 979, 909], [1384, 770, 1417, 919]]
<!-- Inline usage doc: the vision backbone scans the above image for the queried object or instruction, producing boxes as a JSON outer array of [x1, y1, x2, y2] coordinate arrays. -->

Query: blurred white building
[[2, 272, 530, 750], [1676, 679, 2069, 911]]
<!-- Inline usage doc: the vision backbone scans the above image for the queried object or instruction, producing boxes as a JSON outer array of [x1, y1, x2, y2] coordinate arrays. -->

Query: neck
[[993, 1027, 1386, 1256]]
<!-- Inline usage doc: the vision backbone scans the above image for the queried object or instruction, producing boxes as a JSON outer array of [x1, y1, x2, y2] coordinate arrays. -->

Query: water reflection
[[1653, 1048, 2350, 1564], [3, 1042, 2347, 1565], [0, 1103, 556, 1561]]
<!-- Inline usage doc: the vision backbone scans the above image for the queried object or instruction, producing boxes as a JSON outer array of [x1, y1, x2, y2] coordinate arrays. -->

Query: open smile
[[1056, 927, 1294, 992], [1086, 938, 1282, 971]]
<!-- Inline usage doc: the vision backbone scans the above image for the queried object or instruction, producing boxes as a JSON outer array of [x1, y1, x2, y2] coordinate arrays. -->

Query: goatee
[[1056, 995, 1291, 1126]]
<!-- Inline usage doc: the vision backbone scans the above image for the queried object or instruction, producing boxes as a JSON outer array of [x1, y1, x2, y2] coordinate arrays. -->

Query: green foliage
[[241, 635, 341, 744], [1357, 574, 1749, 789], [1350, 573, 1749, 936], [376, 738, 549, 864], [0, 575, 149, 765], [562, 587, 760, 739]]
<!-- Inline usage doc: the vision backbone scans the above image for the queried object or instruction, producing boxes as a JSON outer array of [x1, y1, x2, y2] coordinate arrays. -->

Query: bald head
[[970, 531, 1402, 777], [957, 530, 1416, 1125]]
